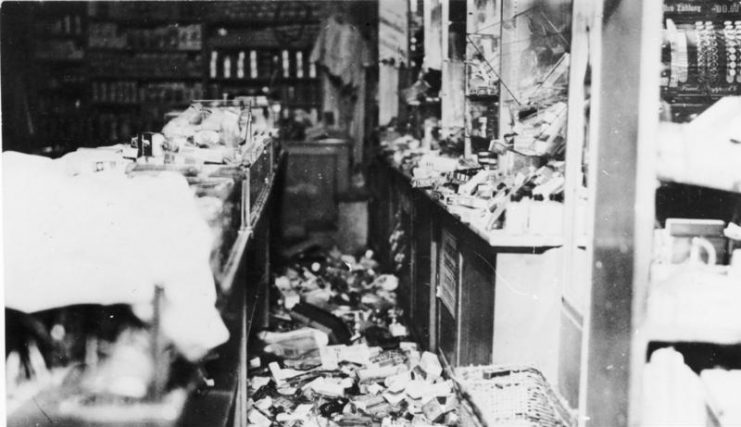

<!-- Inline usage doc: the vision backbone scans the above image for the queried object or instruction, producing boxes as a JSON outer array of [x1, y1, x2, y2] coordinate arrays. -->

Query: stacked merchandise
[[88, 52, 201, 78], [88, 22, 202, 51], [246, 248, 461, 426], [379, 133, 568, 240], [160, 98, 277, 165]]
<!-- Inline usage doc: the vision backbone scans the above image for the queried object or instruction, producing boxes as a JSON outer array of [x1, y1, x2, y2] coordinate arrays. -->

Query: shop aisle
[[243, 241, 574, 426], [244, 244, 457, 425]]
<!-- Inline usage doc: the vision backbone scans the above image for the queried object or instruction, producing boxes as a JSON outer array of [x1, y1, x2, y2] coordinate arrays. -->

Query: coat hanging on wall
[[310, 12, 373, 163]]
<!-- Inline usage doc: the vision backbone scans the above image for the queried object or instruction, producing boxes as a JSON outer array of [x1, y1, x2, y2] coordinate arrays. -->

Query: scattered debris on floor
[[246, 247, 459, 426]]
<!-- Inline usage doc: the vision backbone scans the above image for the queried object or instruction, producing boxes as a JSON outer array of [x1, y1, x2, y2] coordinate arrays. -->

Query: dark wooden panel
[[280, 139, 350, 238], [412, 195, 433, 349], [367, 157, 392, 268], [283, 152, 337, 228], [458, 247, 495, 366], [438, 299, 458, 367]]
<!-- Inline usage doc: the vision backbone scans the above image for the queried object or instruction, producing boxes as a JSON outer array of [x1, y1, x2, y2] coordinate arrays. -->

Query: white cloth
[[3, 152, 228, 361], [310, 14, 371, 88]]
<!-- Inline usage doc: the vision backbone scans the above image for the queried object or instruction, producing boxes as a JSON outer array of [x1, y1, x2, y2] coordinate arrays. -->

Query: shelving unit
[[28, 2, 89, 152], [19, 1, 329, 150], [203, 2, 322, 115], [581, 0, 741, 426], [465, 0, 501, 153], [374, 1, 739, 426]]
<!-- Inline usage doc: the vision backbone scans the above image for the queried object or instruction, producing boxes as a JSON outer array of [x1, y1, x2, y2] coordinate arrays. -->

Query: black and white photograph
[[2, 0, 741, 426]]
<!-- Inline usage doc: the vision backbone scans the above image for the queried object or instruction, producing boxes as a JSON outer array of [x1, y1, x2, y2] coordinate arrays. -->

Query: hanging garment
[[310, 14, 372, 89]]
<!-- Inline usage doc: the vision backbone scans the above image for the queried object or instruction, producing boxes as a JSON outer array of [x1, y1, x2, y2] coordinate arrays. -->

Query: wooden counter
[[369, 154, 573, 394]]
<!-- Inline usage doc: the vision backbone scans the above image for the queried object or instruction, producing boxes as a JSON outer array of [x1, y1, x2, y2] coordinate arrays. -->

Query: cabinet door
[[435, 225, 496, 367], [437, 227, 460, 366], [280, 141, 349, 238], [411, 196, 434, 349], [458, 246, 496, 366]]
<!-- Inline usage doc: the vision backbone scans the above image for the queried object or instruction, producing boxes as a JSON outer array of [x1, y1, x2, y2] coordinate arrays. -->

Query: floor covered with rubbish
[[245, 245, 462, 427]]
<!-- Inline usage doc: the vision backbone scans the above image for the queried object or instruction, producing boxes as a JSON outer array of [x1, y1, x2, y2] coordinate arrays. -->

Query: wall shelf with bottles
[[205, 48, 321, 114], [28, 2, 90, 153], [24, 1, 332, 149]]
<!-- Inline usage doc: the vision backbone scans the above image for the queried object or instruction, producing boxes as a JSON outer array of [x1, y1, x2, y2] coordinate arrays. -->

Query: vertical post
[[577, 0, 603, 424], [583, 1, 661, 426], [429, 221, 439, 352], [149, 285, 168, 402], [559, 0, 591, 413], [242, 172, 251, 231], [236, 283, 248, 427], [262, 225, 271, 330]]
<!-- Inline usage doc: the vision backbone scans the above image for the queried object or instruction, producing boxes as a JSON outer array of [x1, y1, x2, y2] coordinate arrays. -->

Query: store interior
[[2, 1, 741, 426]]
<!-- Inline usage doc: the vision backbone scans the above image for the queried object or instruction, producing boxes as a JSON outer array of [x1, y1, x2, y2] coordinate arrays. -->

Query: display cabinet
[[5, 139, 284, 427]]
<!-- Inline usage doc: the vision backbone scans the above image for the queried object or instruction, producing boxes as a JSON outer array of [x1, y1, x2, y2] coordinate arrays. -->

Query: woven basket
[[452, 365, 575, 427]]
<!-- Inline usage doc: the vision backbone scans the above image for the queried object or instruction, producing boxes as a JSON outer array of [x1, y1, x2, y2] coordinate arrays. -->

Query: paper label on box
[[320, 345, 345, 370]]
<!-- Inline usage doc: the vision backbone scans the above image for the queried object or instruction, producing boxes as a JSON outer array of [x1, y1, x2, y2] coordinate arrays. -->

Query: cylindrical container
[[137, 132, 165, 158], [476, 151, 498, 170]]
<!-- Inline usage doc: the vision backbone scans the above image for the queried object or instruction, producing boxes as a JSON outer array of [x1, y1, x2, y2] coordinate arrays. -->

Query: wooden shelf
[[644, 271, 741, 345], [383, 159, 564, 250], [208, 43, 315, 50], [33, 33, 86, 41], [88, 17, 204, 26], [432, 195, 564, 248], [205, 18, 319, 26], [90, 75, 202, 81], [90, 101, 141, 107], [466, 93, 499, 101], [409, 97, 442, 106], [209, 77, 318, 84], [645, 323, 741, 346], [34, 56, 85, 63], [283, 102, 321, 108], [658, 175, 741, 195], [88, 47, 202, 54]]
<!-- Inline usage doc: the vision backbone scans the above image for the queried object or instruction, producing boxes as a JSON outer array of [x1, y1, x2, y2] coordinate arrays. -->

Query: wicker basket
[[452, 365, 575, 427]]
